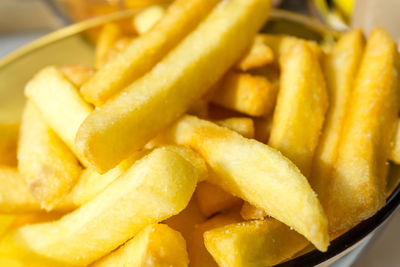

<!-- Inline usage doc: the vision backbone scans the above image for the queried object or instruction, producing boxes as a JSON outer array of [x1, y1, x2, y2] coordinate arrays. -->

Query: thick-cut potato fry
[[204, 218, 308, 267], [253, 116, 273, 143], [269, 41, 328, 177], [92, 224, 188, 267], [60, 65, 95, 88], [259, 34, 323, 60], [240, 202, 268, 220], [70, 153, 141, 205], [0, 167, 74, 214], [0, 147, 199, 266], [8, 212, 65, 230], [18, 103, 82, 210], [311, 30, 365, 200], [211, 72, 277, 117], [389, 120, 400, 164], [235, 35, 274, 71], [132, 5, 165, 35], [195, 181, 243, 217], [166, 198, 206, 241], [95, 22, 122, 68], [216, 117, 255, 138], [0, 123, 18, 166], [81, 0, 221, 106], [25, 66, 93, 164], [76, 0, 271, 173], [326, 28, 400, 234], [0, 214, 15, 237], [188, 211, 242, 267], [156, 115, 329, 251]]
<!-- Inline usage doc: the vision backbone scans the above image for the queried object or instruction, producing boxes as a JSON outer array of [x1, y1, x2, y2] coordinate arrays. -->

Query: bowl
[[0, 8, 399, 267]]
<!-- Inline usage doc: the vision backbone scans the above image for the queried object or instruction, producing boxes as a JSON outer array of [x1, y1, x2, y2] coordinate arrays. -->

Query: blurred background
[[0, 0, 399, 266]]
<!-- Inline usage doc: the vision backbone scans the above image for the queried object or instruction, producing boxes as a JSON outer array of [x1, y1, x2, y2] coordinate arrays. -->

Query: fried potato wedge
[[18, 102, 82, 210], [235, 35, 274, 71], [326, 28, 400, 234], [311, 30, 365, 200], [76, 0, 271, 172], [132, 5, 165, 35], [216, 117, 255, 138], [92, 224, 188, 267], [60, 65, 95, 88], [166, 198, 206, 241], [259, 34, 322, 60], [204, 218, 308, 267], [240, 202, 268, 220], [0, 147, 199, 266], [81, 0, 221, 106], [268, 41, 328, 177], [188, 211, 242, 267], [95, 22, 123, 68], [195, 181, 243, 217], [0, 123, 18, 166], [156, 115, 329, 251], [25, 66, 93, 164], [211, 72, 277, 117]]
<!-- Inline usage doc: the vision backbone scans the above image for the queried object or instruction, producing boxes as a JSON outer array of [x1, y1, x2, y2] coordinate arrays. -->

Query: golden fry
[[235, 35, 274, 71], [389, 121, 400, 164], [195, 181, 243, 217], [216, 117, 255, 138], [81, 0, 221, 106], [92, 224, 188, 267], [95, 22, 122, 68], [311, 29, 365, 201], [240, 202, 268, 220], [326, 28, 400, 234], [0, 123, 18, 166], [60, 64, 95, 88], [188, 211, 242, 267], [76, 0, 271, 172], [25, 66, 93, 165], [132, 5, 165, 35], [204, 218, 308, 267], [18, 103, 82, 210], [211, 72, 277, 117], [156, 115, 329, 251], [269, 41, 328, 177], [0, 147, 199, 266]]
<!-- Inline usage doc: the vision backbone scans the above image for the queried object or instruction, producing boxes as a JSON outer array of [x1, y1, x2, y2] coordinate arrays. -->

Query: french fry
[[76, 0, 272, 172], [216, 117, 255, 138], [235, 35, 274, 71], [253, 116, 273, 143], [195, 181, 243, 217], [204, 218, 308, 267], [259, 34, 323, 60], [60, 65, 95, 88], [310, 30, 365, 201], [95, 22, 123, 68], [0, 214, 15, 237], [389, 120, 400, 164], [18, 102, 82, 210], [0, 166, 74, 214], [326, 28, 400, 234], [188, 211, 242, 267], [0, 147, 199, 266], [81, 0, 221, 106], [240, 202, 268, 220], [268, 41, 328, 177], [166, 198, 206, 241], [0, 123, 18, 166], [156, 115, 329, 251], [92, 224, 188, 267], [211, 72, 277, 117], [8, 212, 64, 230], [132, 5, 165, 35], [25, 66, 93, 165]]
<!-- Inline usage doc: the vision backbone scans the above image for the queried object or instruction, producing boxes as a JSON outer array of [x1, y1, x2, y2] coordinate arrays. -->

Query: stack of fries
[[1, 0, 400, 266]]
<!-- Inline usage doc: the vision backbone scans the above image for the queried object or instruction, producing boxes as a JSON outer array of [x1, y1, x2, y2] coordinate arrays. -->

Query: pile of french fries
[[1, 0, 400, 266]]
